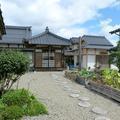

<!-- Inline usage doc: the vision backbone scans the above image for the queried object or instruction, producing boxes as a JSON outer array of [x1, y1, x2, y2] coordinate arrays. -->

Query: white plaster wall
[[87, 49, 95, 54], [73, 44, 78, 49], [87, 55, 95, 69], [71, 44, 78, 50], [82, 55, 87, 68], [96, 49, 100, 54], [74, 55, 77, 67]]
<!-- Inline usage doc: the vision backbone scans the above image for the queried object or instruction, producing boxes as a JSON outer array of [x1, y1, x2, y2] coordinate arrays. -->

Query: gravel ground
[[15, 72, 120, 120]]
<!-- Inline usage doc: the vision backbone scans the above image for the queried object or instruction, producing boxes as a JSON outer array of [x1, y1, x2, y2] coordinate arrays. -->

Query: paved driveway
[[17, 72, 120, 120]]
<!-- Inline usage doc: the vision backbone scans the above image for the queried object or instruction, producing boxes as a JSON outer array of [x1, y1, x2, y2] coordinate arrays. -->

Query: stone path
[[16, 72, 120, 120]]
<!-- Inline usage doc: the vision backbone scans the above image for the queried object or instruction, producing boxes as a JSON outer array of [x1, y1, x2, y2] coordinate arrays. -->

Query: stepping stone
[[78, 101, 90, 108], [78, 96, 90, 101], [63, 87, 71, 91], [55, 80, 60, 82], [53, 77, 58, 80], [62, 81, 68, 84], [92, 107, 108, 115], [70, 94, 79, 98], [55, 81, 61, 84], [64, 85, 70, 88], [71, 90, 80, 94], [52, 74, 58, 79], [95, 116, 110, 120]]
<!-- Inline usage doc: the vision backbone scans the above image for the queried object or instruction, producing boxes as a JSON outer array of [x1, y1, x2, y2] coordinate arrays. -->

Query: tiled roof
[[0, 25, 31, 44], [28, 27, 71, 46], [71, 35, 113, 49], [82, 35, 113, 46], [70, 37, 80, 44]]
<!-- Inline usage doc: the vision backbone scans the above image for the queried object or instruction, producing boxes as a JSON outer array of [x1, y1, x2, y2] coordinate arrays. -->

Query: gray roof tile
[[0, 25, 32, 44], [28, 29, 71, 46], [71, 35, 113, 49], [70, 37, 80, 44], [82, 35, 113, 46]]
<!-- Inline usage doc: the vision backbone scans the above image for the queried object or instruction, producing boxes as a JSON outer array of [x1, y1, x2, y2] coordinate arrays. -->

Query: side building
[[0, 26, 71, 71], [65, 35, 113, 69]]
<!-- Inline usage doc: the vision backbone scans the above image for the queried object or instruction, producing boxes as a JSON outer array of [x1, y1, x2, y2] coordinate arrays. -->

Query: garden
[[65, 68, 120, 102], [65, 40, 120, 102], [0, 50, 48, 120]]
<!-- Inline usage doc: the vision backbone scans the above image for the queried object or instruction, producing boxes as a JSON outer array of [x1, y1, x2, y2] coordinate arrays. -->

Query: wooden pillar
[[48, 46, 50, 68], [86, 48, 88, 69]]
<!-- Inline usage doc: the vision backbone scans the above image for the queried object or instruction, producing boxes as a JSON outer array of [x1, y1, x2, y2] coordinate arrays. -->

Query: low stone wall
[[65, 70, 78, 81], [65, 71, 120, 102], [76, 76, 86, 85], [65, 70, 87, 85], [86, 81, 120, 102]]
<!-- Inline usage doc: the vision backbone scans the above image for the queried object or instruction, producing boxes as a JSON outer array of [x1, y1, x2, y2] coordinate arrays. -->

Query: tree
[[109, 40, 120, 72], [0, 50, 30, 95]]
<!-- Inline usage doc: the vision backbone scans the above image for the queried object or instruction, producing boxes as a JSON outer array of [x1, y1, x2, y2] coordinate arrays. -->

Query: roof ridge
[[5, 25, 31, 29], [48, 31, 69, 41], [29, 29, 70, 42], [29, 31, 46, 40], [83, 35, 105, 38]]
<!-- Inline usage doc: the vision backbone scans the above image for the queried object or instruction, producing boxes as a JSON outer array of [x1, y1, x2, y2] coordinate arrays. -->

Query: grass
[[0, 89, 48, 120]]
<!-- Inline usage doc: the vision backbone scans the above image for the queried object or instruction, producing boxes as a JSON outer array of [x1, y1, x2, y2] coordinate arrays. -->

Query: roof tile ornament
[[45, 26, 49, 32]]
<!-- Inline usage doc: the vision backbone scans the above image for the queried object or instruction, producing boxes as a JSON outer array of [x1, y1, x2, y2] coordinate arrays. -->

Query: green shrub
[[0, 50, 30, 95], [79, 69, 94, 79], [0, 89, 48, 119], [101, 68, 120, 89], [26, 100, 48, 116], [109, 40, 120, 72], [2, 89, 32, 106], [0, 100, 5, 112], [0, 50, 29, 75], [1, 105, 23, 120]]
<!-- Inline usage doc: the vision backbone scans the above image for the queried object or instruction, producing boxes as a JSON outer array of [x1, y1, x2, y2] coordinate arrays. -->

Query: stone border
[[86, 81, 120, 102], [65, 70, 78, 81], [76, 76, 86, 85], [65, 70, 120, 102]]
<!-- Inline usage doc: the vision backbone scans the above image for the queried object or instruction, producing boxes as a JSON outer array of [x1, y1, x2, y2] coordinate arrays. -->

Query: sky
[[0, 0, 120, 46]]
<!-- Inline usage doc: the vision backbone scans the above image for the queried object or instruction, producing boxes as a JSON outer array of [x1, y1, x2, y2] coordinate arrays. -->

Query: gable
[[28, 30, 71, 46]]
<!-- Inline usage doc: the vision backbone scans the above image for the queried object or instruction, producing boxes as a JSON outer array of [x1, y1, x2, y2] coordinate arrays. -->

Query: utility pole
[[110, 28, 120, 40], [79, 37, 82, 70]]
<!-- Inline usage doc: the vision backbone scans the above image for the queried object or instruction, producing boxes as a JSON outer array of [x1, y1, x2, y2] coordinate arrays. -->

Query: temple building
[[0, 25, 113, 71], [0, 26, 71, 71]]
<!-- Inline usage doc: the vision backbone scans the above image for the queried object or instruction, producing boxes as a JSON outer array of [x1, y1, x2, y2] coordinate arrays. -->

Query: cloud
[[99, 18, 120, 46], [0, 0, 118, 38], [57, 27, 88, 38]]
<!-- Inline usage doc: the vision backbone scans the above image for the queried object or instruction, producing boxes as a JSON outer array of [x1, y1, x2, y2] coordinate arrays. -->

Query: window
[[42, 51, 55, 67]]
